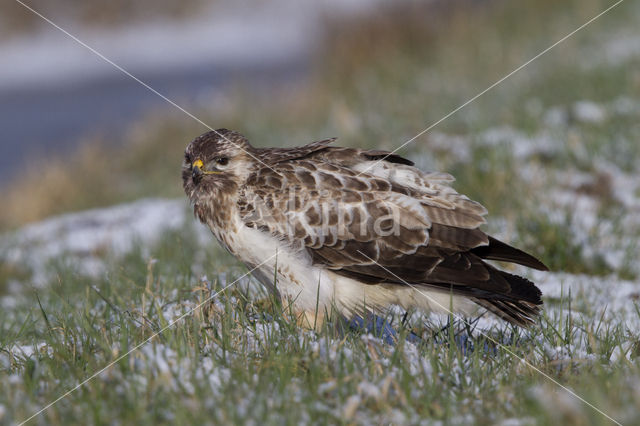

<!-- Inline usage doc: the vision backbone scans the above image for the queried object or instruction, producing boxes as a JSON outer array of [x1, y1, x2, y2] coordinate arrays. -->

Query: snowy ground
[[1, 199, 191, 288], [2, 121, 639, 424]]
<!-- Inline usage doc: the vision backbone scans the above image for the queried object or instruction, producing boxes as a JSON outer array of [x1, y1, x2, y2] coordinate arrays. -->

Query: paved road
[[0, 59, 307, 184]]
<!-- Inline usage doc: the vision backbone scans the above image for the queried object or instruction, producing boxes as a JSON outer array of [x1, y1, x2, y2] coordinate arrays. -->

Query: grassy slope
[[2, 0, 640, 424]]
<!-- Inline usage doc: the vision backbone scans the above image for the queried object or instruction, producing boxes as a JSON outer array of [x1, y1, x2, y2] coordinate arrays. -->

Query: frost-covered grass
[[1, 223, 640, 425], [2, 0, 640, 424]]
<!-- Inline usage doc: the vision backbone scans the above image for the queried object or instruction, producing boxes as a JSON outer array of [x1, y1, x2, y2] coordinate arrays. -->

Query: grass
[[2, 0, 640, 423], [1, 226, 639, 425]]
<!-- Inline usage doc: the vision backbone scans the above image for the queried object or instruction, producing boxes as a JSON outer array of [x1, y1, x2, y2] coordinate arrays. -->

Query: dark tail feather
[[491, 267, 543, 305], [472, 298, 541, 327], [473, 268, 543, 327], [471, 236, 549, 271]]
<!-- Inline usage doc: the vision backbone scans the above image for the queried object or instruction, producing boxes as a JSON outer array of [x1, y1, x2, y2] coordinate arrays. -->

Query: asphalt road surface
[[0, 59, 306, 184]]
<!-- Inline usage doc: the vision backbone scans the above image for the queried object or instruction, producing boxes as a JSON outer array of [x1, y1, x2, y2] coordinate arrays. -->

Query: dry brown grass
[[1, 142, 119, 228]]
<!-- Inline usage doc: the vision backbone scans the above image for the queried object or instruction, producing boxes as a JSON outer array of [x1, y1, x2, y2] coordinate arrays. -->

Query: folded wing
[[241, 141, 547, 325]]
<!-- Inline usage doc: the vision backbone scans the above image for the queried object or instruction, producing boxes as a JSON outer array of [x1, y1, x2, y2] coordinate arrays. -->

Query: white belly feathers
[[207, 215, 477, 320]]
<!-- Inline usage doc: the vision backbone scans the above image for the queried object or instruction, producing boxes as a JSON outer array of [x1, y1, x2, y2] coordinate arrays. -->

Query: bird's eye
[[216, 157, 229, 166]]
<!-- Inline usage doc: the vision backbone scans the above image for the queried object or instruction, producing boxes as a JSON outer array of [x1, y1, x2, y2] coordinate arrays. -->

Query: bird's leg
[[279, 298, 327, 331], [295, 310, 327, 331]]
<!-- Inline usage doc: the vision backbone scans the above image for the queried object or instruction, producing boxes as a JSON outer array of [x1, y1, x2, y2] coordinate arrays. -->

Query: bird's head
[[182, 129, 255, 203]]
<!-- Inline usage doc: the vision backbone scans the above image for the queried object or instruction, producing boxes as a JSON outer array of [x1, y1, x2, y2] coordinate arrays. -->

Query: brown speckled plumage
[[183, 129, 548, 327]]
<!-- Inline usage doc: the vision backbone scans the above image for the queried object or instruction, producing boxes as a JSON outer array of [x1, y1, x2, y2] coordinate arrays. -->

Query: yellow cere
[[192, 159, 204, 169]]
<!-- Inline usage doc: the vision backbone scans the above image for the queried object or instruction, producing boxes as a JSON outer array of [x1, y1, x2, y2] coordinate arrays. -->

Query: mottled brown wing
[[240, 160, 507, 286], [256, 138, 337, 165], [238, 152, 546, 325], [300, 146, 547, 269], [256, 137, 414, 167]]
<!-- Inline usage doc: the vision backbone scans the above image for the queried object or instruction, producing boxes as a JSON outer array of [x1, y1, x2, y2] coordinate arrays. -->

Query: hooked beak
[[192, 159, 221, 182], [192, 164, 204, 182]]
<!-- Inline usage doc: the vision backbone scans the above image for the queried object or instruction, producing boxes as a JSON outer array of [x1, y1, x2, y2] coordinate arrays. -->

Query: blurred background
[[1, 0, 639, 276], [2, 3, 640, 421]]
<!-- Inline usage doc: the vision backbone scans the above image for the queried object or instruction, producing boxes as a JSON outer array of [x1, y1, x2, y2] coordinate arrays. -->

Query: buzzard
[[183, 129, 548, 328]]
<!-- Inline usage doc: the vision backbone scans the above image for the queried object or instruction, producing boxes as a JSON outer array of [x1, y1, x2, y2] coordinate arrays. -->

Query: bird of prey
[[183, 129, 548, 328]]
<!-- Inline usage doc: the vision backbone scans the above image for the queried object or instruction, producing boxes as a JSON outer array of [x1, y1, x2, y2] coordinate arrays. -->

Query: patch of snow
[[481, 126, 560, 159], [0, 198, 200, 286], [597, 162, 640, 210], [0, 294, 18, 309], [544, 106, 569, 127], [610, 342, 634, 362], [499, 418, 535, 426], [317, 380, 337, 394], [428, 132, 472, 163], [573, 101, 607, 123], [429, 125, 562, 163], [5, 342, 52, 360], [611, 96, 640, 116], [585, 32, 640, 68], [161, 299, 200, 324], [530, 270, 640, 329], [7, 374, 21, 385], [544, 97, 640, 128], [541, 161, 640, 273]]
